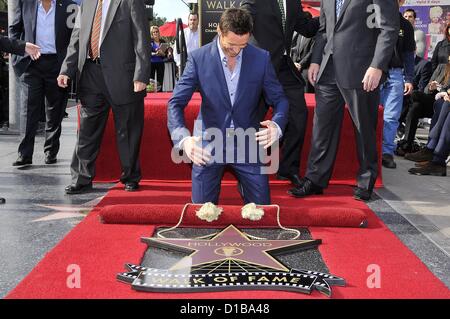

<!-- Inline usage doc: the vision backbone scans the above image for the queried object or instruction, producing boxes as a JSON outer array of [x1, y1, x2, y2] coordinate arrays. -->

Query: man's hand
[[404, 82, 414, 96], [308, 63, 320, 86], [57, 75, 70, 88], [25, 42, 40, 60], [134, 81, 147, 92], [183, 136, 211, 166], [255, 120, 279, 150], [443, 93, 450, 103], [362, 67, 383, 92]]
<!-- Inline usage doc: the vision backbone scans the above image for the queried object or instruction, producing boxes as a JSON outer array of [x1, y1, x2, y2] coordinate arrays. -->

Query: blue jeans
[[380, 68, 404, 155]]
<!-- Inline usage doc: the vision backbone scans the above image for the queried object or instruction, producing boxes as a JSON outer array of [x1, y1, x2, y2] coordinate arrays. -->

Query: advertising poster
[[402, 0, 450, 60]]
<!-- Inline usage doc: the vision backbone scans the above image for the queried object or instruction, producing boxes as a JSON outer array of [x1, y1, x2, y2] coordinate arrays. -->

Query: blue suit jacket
[[9, 0, 76, 77], [168, 40, 289, 163]]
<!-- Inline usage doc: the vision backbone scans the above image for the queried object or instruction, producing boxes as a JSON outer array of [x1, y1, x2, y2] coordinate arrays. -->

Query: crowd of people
[[0, 0, 448, 206]]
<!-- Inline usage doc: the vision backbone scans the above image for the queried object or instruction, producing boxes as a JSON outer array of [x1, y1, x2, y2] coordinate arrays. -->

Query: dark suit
[[9, 0, 75, 160], [412, 56, 433, 93], [306, 0, 399, 191], [60, 0, 151, 186], [168, 40, 289, 205], [241, 0, 319, 178], [0, 36, 26, 126], [0, 36, 26, 56]]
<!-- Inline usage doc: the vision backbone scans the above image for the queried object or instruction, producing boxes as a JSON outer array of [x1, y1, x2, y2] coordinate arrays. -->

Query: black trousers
[[276, 56, 308, 176], [402, 91, 435, 148], [150, 62, 164, 91], [71, 61, 144, 186], [18, 55, 67, 159], [306, 57, 379, 191]]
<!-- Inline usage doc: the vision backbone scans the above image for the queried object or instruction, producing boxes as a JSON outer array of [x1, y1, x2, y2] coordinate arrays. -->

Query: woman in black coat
[[431, 23, 450, 72]]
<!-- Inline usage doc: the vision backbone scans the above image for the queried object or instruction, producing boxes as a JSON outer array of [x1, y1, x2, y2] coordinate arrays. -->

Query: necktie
[[277, 0, 286, 33], [336, 0, 345, 19], [89, 0, 103, 59]]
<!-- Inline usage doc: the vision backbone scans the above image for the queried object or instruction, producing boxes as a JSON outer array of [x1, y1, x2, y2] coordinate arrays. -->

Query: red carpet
[[98, 182, 367, 227], [6, 182, 449, 299], [93, 93, 384, 187]]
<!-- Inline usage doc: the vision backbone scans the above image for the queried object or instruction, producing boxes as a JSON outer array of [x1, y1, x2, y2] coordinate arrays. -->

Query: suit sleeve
[[310, 1, 326, 65], [8, 0, 23, 41], [8, 0, 25, 62], [0, 36, 26, 56], [167, 54, 199, 147], [370, 0, 400, 72], [418, 61, 432, 93], [261, 51, 289, 133], [299, 39, 314, 68], [130, 0, 151, 83], [430, 40, 442, 73], [294, 9, 320, 38], [59, 4, 81, 78]]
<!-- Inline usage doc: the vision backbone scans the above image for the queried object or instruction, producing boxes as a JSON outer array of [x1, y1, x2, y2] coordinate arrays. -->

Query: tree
[[0, 0, 7, 12], [152, 12, 167, 27]]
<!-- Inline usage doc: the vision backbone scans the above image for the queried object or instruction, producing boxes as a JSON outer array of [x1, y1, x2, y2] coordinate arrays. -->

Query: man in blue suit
[[168, 8, 289, 205]]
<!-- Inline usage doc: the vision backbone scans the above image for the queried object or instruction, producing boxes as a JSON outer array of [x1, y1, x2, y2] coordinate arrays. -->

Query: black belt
[[40, 54, 57, 58], [87, 57, 101, 64]]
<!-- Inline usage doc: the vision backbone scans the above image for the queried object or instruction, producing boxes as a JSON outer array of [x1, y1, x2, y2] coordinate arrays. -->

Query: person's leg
[[304, 59, 346, 189], [69, 62, 110, 187], [156, 62, 164, 92], [403, 91, 432, 149], [110, 98, 145, 186], [340, 85, 380, 195], [277, 59, 308, 183], [16, 63, 44, 162], [42, 56, 67, 160], [381, 68, 404, 168], [232, 164, 270, 205], [408, 103, 449, 176], [191, 164, 225, 204]]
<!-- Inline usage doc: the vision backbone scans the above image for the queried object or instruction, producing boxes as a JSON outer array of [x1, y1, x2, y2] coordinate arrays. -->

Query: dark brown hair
[[446, 23, 450, 41], [445, 55, 450, 85], [219, 8, 253, 35]]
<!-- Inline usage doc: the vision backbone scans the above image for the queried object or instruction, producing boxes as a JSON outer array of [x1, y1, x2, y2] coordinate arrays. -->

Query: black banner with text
[[199, 0, 244, 45]]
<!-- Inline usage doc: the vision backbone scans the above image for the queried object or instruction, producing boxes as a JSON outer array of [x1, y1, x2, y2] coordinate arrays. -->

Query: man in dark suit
[[0, 35, 40, 206], [241, 0, 319, 187], [0, 36, 41, 128], [168, 8, 289, 205], [58, 0, 151, 194], [289, 0, 399, 201], [9, 0, 76, 166]]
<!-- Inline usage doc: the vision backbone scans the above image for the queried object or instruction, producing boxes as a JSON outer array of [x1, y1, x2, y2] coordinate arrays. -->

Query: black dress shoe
[[65, 183, 93, 194], [45, 156, 57, 164], [12, 157, 32, 166], [382, 153, 396, 169], [353, 187, 372, 201], [277, 173, 304, 187], [124, 182, 139, 192], [287, 178, 323, 198]]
